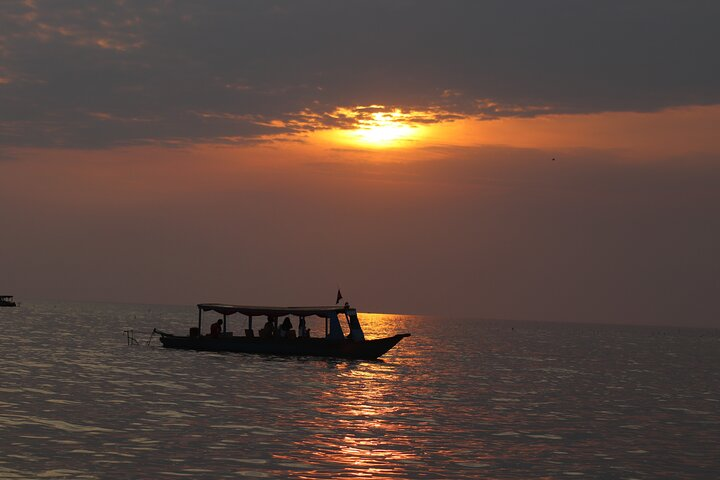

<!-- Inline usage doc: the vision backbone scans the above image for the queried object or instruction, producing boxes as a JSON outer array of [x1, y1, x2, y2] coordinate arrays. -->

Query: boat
[[155, 303, 410, 360], [0, 295, 16, 307]]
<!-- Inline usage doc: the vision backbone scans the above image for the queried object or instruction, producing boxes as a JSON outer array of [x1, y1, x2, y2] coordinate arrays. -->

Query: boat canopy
[[197, 303, 354, 318]]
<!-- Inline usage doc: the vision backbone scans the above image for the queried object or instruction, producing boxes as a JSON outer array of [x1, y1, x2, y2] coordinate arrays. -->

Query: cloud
[[1, 0, 719, 148]]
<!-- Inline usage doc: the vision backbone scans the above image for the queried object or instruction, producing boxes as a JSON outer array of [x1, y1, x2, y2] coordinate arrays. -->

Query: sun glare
[[327, 106, 428, 148], [353, 121, 415, 145], [351, 111, 419, 147]]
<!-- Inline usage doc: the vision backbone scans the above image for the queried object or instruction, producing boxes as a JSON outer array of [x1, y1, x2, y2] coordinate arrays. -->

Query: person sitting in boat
[[279, 316, 294, 338], [298, 317, 309, 338], [210, 319, 223, 338], [260, 317, 276, 338]]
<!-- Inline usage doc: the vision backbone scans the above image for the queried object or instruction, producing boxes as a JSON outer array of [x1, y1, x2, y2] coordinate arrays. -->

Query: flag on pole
[[336, 289, 343, 304]]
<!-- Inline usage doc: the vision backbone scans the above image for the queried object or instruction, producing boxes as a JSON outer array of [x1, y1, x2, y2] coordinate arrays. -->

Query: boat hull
[[158, 334, 410, 360], [0, 301, 16, 307]]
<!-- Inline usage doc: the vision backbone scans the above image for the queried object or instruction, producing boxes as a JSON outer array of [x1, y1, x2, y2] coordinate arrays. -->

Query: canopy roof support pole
[[248, 315, 253, 330], [223, 314, 227, 333], [325, 317, 328, 337], [197, 307, 202, 335]]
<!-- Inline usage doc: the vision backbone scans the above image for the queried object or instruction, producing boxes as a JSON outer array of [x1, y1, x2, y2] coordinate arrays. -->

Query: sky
[[1, 1, 719, 326]]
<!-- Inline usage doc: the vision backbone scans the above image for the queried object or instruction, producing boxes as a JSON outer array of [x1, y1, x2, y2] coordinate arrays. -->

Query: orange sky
[[6, 104, 720, 204], [2, 0, 720, 326], [2, 104, 719, 325], [309, 105, 720, 159]]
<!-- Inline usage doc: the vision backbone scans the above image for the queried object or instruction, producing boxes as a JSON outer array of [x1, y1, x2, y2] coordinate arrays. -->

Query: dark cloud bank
[[1, 0, 720, 147]]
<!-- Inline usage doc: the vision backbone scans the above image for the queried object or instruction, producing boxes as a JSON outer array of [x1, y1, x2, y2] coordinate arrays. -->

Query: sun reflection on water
[[277, 313, 426, 478], [297, 360, 424, 478]]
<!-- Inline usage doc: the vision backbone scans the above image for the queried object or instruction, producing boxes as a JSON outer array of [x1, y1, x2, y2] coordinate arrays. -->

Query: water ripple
[[0, 303, 718, 478]]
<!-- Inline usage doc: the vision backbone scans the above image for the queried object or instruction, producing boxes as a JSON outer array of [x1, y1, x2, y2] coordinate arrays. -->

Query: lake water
[[1, 301, 718, 479]]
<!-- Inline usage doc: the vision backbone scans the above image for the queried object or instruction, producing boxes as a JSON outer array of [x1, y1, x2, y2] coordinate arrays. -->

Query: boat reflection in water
[[155, 303, 410, 360]]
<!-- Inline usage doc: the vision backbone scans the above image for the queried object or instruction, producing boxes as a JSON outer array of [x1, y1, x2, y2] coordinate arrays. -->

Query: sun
[[350, 111, 419, 147], [326, 106, 427, 148]]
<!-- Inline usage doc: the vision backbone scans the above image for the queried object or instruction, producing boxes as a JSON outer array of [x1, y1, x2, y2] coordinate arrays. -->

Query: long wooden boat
[[0, 295, 16, 307], [156, 303, 410, 360]]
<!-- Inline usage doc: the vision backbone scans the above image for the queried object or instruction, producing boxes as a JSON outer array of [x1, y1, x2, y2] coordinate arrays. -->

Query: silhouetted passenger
[[279, 317, 293, 338], [210, 319, 223, 338], [298, 317, 309, 338], [260, 317, 275, 338]]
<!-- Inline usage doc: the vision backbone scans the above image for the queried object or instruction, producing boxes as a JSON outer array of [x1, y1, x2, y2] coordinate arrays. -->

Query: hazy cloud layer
[[2, 0, 719, 147], [2, 145, 718, 325]]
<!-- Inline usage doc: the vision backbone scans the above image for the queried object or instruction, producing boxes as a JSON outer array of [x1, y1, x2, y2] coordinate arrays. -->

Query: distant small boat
[[155, 303, 410, 360], [0, 295, 17, 307]]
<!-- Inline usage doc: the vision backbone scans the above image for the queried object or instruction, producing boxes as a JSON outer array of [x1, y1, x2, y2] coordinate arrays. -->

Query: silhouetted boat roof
[[197, 303, 353, 318]]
